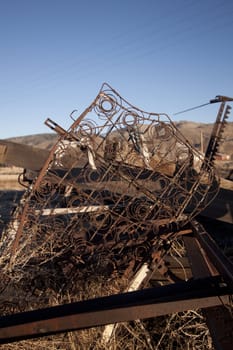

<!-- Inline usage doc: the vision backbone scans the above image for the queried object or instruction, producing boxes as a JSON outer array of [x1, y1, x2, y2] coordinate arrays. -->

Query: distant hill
[[176, 121, 233, 156], [7, 133, 58, 150], [6, 121, 233, 157]]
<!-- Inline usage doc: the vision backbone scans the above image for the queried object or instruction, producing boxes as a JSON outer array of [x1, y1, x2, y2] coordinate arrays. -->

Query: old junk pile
[[0, 83, 232, 349]]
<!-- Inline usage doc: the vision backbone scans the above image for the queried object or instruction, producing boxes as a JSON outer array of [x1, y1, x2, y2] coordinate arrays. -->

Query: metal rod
[[0, 276, 231, 344], [191, 221, 233, 287], [184, 228, 233, 350]]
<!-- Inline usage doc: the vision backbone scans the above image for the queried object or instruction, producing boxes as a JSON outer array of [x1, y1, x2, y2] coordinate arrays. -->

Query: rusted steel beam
[[191, 221, 233, 287], [202, 306, 233, 350], [0, 276, 231, 344], [183, 234, 217, 278], [184, 229, 233, 350]]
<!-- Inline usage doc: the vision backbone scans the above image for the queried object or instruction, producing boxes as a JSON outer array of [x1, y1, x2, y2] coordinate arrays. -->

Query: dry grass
[[0, 236, 215, 350]]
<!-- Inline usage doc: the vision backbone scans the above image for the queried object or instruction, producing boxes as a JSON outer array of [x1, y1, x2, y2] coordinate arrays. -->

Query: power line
[[173, 96, 233, 116]]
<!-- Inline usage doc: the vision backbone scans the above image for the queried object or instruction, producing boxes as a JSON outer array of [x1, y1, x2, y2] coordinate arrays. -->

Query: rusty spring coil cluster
[[0, 83, 219, 276]]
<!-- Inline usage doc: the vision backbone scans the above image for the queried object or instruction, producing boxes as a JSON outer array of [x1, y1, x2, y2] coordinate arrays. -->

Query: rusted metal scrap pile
[[0, 84, 232, 349]]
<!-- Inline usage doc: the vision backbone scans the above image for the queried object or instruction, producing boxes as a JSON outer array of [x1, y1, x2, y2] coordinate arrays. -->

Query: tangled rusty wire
[[0, 83, 219, 278]]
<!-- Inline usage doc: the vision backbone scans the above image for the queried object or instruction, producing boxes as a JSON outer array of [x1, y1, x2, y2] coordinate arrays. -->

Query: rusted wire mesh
[[0, 83, 219, 276]]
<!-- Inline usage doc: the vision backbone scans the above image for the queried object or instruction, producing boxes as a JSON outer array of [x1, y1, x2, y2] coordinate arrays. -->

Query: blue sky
[[1, 0, 233, 138]]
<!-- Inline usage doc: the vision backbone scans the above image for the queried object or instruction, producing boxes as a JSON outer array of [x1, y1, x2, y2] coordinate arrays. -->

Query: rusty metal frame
[[0, 275, 231, 344], [0, 83, 220, 274], [184, 230, 233, 350], [191, 220, 233, 287]]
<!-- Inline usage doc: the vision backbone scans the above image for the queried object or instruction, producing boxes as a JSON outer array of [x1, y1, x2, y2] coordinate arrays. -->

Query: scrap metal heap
[[0, 84, 232, 348], [0, 84, 219, 270]]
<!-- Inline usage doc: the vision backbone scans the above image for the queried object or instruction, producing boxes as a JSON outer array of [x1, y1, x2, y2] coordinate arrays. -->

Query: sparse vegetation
[[0, 221, 215, 349], [0, 120, 232, 349]]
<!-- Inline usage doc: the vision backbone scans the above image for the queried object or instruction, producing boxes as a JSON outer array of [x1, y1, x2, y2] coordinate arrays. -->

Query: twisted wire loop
[[0, 83, 220, 280]]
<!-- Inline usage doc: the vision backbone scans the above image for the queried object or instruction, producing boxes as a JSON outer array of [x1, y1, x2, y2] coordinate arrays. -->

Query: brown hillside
[[7, 133, 58, 150], [176, 121, 233, 156], [6, 122, 233, 158]]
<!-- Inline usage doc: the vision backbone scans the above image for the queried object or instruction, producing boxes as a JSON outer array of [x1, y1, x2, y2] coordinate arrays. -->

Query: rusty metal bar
[[44, 118, 67, 137], [202, 306, 233, 350], [191, 221, 233, 287], [0, 276, 231, 344], [204, 101, 225, 163], [183, 234, 217, 278], [184, 229, 233, 350]]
